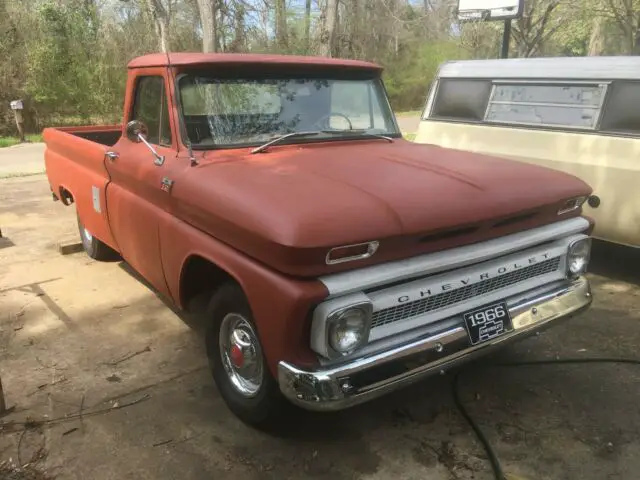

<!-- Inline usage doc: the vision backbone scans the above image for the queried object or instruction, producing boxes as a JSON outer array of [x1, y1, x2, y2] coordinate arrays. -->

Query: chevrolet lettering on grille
[[396, 253, 551, 304]]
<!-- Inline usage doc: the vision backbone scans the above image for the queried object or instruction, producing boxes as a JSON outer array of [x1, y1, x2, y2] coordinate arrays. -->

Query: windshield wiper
[[250, 131, 321, 154], [250, 129, 394, 154], [321, 130, 394, 143]]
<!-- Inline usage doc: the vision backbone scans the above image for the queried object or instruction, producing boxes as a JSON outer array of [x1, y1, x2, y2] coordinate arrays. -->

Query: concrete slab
[[0, 143, 45, 178], [396, 116, 420, 135], [0, 175, 639, 480]]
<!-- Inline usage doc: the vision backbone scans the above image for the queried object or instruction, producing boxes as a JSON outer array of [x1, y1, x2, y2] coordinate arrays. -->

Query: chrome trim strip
[[319, 217, 590, 297], [558, 196, 588, 216], [491, 80, 612, 86], [278, 277, 591, 411]]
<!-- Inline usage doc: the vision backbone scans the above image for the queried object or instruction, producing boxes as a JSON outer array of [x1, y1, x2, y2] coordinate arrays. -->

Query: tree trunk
[[228, 1, 245, 52], [143, 0, 170, 53], [588, 16, 605, 56], [319, 0, 338, 57], [629, 25, 640, 55], [196, 0, 218, 53], [347, 0, 359, 57], [304, 0, 312, 52], [156, 16, 169, 53], [511, 0, 560, 58], [275, 0, 288, 50]]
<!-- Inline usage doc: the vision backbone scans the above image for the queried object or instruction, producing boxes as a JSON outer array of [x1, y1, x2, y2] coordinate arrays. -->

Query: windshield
[[177, 74, 400, 148]]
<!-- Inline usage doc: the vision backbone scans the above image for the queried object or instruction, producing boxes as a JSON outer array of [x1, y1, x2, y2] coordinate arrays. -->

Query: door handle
[[105, 151, 119, 162]]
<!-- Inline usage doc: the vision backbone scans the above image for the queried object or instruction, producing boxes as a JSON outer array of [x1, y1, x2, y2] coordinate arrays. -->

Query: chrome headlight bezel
[[326, 302, 372, 357], [567, 237, 592, 277]]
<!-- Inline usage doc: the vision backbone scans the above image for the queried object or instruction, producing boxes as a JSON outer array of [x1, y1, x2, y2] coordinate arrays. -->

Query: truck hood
[[175, 139, 592, 276]]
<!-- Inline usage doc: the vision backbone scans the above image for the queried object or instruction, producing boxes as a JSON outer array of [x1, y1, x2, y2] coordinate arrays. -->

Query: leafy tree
[[2, 0, 640, 137]]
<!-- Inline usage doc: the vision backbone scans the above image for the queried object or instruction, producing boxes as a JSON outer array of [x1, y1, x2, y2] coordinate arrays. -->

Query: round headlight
[[328, 307, 369, 354], [567, 238, 591, 276]]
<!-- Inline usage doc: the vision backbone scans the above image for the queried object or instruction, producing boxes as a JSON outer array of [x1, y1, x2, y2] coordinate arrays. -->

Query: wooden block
[[58, 241, 84, 256]]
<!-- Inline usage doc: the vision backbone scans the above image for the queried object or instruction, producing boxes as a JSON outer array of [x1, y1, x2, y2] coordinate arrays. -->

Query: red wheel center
[[230, 344, 244, 368]]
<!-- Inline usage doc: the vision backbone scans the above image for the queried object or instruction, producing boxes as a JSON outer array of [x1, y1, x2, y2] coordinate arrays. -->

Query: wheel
[[206, 283, 287, 428], [77, 212, 119, 261]]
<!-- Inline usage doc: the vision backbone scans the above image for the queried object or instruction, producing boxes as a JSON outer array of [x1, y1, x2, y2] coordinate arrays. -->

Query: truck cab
[[44, 53, 594, 427]]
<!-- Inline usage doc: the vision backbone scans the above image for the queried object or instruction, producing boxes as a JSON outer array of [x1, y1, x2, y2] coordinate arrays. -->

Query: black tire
[[205, 283, 287, 428], [77, 212, 119, 261]]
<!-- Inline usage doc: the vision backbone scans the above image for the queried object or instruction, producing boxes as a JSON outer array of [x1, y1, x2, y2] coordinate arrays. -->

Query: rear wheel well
[[180, 255, 238, 313]]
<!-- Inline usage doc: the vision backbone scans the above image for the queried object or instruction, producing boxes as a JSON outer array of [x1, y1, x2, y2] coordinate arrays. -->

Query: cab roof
[[128, 52, 382, 71]]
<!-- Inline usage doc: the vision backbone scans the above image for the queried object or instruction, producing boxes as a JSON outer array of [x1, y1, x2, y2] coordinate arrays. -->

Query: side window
[[131, 76, 172, 146], [430, 79, 491, 121], [599, 81, 640, 134], [485, 83, 605, 129]]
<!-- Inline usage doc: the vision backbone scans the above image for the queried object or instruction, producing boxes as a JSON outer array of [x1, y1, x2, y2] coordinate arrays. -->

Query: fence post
[[10, 100, 25, 142]]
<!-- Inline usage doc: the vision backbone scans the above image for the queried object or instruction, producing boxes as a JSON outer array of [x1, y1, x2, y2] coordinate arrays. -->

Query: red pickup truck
[[44, 53, 594, 427]]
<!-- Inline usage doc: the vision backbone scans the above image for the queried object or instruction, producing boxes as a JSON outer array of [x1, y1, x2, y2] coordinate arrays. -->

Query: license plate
[[463, 301, 513, 346]]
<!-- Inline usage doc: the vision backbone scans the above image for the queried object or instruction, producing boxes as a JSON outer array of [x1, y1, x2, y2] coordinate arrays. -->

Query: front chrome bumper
[[278, 277, 592, 411]]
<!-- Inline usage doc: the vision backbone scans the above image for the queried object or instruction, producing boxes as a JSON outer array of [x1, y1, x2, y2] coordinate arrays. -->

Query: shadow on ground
[[590, 239, 640, 286]]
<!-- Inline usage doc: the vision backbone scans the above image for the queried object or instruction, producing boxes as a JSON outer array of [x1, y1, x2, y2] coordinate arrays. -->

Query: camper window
[[599, 81, 640, 134], [430, 79, 491, 121]]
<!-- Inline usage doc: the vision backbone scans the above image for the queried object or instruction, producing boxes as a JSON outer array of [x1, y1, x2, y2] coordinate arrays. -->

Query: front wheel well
[[180, 255, 239, 313]]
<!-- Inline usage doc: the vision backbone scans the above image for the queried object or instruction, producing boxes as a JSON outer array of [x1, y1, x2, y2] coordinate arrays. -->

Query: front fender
[[159, 214, 328, 375]]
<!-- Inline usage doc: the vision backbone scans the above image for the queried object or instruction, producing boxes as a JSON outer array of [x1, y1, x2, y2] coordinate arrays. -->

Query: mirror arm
[[137, 133, 165, 166]]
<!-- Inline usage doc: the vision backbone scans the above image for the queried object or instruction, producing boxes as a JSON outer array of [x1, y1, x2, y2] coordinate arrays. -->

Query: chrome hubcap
[[219, 313, 263, 398], [83, 227, 93, 242]]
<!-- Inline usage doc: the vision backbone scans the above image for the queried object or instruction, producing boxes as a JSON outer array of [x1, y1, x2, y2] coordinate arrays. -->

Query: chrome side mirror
[[125, 120, 164, 166], [126, 120, 148, 143]]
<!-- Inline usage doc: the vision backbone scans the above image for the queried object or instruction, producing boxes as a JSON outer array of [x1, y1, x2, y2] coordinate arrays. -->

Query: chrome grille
[[371, 256, 561, 329]]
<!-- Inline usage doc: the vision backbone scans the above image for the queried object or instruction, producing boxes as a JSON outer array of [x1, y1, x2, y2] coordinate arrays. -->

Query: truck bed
[[53, 125, 122, 147], [43, 124, 123, 253]]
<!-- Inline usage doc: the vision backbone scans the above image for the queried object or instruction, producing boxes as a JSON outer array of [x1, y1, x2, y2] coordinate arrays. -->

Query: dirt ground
[[1, 165, 640, 479]]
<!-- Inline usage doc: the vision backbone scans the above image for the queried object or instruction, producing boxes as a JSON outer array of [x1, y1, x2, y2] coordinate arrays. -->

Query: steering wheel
[[313, 112, 353, 131]]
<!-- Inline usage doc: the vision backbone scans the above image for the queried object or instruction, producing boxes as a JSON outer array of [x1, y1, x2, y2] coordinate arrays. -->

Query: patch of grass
[[0, 170, 46, 180], [0, 134, 43, 148], [395, 110, 421, 118], [403, 132, 416, 141]]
